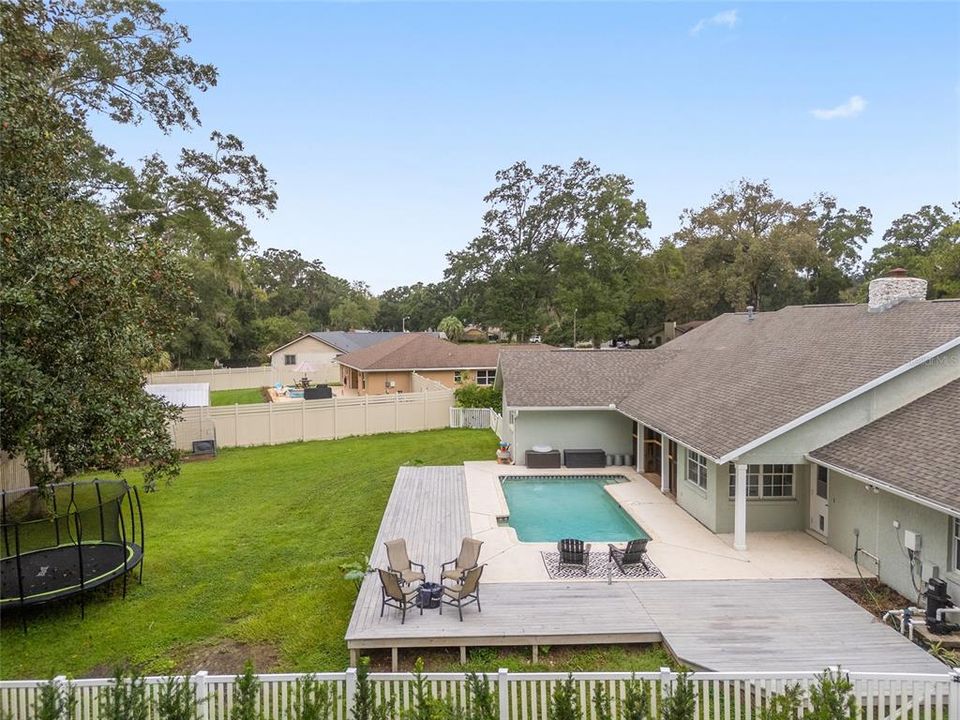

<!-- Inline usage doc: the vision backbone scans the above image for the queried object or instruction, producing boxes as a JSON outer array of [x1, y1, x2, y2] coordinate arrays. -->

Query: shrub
[[464, 674, 497, 720], [157, 675, 199, 720], [621, 675, 651, 720], [549, 675, 580, 720], [352, 658, 392, 720], [660, 671, 695, 720], [287, 675, 333, 720], [100, 668, 148, 720], [33, 677, 76, 720], [805, 669, 857, 720], [454, 384, 501, 414], [759, 684, 802, 720], [230, 662, 263, 720], [592, 685, 613, 720]]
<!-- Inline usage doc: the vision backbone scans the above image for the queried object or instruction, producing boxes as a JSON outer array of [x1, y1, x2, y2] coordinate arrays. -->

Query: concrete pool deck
[[464, 461, 867, 583]]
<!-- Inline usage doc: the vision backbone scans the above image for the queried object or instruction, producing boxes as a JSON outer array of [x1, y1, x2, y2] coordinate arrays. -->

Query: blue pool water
[[500, 475, 649, 542]]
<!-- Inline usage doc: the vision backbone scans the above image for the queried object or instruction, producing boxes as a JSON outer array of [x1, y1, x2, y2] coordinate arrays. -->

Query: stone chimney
[[867, 268, 928, 313]]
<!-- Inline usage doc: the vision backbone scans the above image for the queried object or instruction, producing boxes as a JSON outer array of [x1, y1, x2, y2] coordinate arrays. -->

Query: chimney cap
[[886, 268, 909, 278]]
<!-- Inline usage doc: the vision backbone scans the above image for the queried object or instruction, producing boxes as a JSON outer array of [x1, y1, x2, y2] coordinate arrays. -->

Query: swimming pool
[[500, 475, 649, 543]]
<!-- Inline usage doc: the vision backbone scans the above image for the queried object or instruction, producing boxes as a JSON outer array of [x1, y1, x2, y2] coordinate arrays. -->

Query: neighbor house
[[496, 271, 960, 605], [267, 331, 436, 374], [337, 333, 549, 395]]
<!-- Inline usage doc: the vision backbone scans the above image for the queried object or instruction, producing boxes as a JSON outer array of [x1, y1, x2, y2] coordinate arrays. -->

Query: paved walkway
[[345, 466, 943, 673]]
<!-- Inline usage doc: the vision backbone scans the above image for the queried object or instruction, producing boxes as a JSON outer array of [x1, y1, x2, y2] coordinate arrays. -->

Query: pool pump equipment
[[924, 567, 958, 635]]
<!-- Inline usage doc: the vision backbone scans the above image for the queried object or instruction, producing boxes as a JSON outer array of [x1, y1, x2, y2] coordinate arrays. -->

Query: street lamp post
[[402, 316, 410, 333]]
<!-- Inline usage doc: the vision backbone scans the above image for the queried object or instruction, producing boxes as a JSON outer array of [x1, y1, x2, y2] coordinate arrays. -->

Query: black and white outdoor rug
[[540, 552, 664, 580]]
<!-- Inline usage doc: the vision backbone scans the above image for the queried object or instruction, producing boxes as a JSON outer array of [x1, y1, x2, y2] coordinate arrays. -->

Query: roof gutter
[[508, 405, 623, 412], [806, 455, 960, 518], [718, 336, 960, 465], [338, 365, 497, 373]]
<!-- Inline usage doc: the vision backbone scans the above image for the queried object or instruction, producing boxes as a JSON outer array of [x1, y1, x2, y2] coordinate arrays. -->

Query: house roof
[[498, 350, 666, 408], [808, 379, 960, 516], [500, 300, 960, 460], [619, 301, 960, 460], [338, 333, 550, 371], [268, 331, 438, 357]]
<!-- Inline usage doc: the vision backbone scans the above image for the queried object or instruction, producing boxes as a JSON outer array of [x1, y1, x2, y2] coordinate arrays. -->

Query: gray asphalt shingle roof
[[809, 379, 960, 515], [500, 300, 960, 461], [308, 331, 422, 353]]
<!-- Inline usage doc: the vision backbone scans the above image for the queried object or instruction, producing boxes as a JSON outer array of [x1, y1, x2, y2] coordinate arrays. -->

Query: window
[[953, 517, 960, 573], [687, 451, 708, 490], [476, 369, 496, 386], [284, 354, 296, 366], [728, 464, 794, 499], [454, 370, 464, 383]]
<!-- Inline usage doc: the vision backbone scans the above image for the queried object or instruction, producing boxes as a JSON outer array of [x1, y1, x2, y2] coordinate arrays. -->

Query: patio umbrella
[[294, 360, 316, 389]]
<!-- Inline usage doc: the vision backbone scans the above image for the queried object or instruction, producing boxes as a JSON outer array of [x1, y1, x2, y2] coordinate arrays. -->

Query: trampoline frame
[[1, 479, 145, 628]]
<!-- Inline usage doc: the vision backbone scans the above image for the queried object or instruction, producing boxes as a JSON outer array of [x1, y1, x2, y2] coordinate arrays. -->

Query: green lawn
[[210, 387, 267, 406], [1, 429, 498, 679]]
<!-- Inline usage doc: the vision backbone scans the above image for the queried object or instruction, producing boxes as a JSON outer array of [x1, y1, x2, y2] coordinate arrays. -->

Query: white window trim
[[476, 369, 496, 386], [728, 463, 796, 500], [687, 451, 708, 490]]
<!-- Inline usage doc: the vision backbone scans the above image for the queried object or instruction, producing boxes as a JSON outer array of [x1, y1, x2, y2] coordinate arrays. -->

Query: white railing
[[3, 668, 958, 720], [489, 409, 505, 439], [449, 407, 493, 430]]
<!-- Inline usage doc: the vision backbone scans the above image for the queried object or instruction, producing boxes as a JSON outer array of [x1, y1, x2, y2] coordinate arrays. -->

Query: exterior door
[[810, 465, 829, 536], [667, 440, 678, 495], [643, 427, 661, 475]]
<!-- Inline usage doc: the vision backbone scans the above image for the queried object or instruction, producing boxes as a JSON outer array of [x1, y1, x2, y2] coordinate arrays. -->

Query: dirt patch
[[825, 577, 914, 619], [174, 639, 281, 674]]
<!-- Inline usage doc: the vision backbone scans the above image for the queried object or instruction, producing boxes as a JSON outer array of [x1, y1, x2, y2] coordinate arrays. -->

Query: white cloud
[[811, 95, 867, 120], [690, 9, 739, 36]]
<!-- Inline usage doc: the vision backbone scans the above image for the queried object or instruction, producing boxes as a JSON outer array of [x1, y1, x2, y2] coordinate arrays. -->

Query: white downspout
[[734, 462, 748, 551]]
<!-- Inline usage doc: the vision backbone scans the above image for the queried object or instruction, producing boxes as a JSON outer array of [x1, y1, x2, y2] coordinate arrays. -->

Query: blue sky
[[97, 2, 959, 292]]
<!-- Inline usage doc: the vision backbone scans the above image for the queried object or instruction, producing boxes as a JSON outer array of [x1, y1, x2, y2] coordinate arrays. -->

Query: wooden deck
[[345, 467, 944, 673]]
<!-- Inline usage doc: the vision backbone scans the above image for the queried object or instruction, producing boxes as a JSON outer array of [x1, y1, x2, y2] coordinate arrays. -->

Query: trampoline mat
[[1, 542, 142, 606]]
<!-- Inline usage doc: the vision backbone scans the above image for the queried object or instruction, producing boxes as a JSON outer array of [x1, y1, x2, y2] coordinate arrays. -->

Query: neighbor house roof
[[268, 331, 439, 357], [808, 379, 960, 516], [338, 333, 548, 371], [498, 350, 666, 408], [618, 301, 960, 461]]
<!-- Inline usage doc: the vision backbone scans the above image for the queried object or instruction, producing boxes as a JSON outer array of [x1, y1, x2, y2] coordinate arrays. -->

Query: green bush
[[33, 678, 76, 720], [157, 675, 199, 720], [286, 675, 333, 720], [352, 658, 392, 720], [549, 675, 580, 720], [463, 674, 497, 720], [230, 662, 263, 720], [660, 672, 695, 720], [100, 668, 148, 720], [454, 384, 501, 414], [621, 675, 651, 720], [592, 685, 613, 720], [805, 669, 857, 720]]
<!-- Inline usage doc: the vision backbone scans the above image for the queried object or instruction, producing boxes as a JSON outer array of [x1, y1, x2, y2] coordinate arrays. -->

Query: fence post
[[395, 393, 400, 431], [660, 667, 672, 707], [422, 391, 428, 428], [193, 671, 209, 720], [333, 396, 339, 439], [498, 668, 509, 720], [235, 403, 240, 446], [301, 396, 306, 442], [53, 676, 68, 720], [269, 401, 274, 444], [345, 667, 358, 720], [949, 667, 960, 720]]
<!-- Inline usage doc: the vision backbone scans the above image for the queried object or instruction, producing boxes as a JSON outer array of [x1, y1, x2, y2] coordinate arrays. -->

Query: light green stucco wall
[[714, 463, 809, 534], [675, 446, 718, 530], [511, 409, 633, 464], [825, 469, 960, 605]]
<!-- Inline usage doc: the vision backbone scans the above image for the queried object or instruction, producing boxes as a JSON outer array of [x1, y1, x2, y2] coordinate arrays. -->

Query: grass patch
[[1, 429, 497, 679], [210, 388, 267, 406]]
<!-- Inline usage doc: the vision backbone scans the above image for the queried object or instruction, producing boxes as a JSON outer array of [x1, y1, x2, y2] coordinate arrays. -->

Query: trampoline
[[1, 479, 144, 622]]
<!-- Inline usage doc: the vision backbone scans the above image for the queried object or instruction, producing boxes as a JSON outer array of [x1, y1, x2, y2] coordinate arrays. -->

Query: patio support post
[[734, 462, 747, 551], [660, 435, 670, 494]]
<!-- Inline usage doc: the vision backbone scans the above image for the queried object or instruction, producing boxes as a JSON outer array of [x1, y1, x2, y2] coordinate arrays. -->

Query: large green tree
[[0, 0, 271, 487]]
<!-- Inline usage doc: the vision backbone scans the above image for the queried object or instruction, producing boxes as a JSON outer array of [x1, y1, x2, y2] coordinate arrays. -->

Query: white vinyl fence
[[148, 364, 339, 391], [171, 390, 455, 451], [449, 408, 505, 440], [2, 668, 959, 720]]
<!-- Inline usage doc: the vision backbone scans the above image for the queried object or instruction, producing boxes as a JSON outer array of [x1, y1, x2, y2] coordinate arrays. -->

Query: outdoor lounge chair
[[608, 539, 650, 574], [378, 568, 421, 624], [384, 538, 426, 585], [441, 538, 483, 584], [557, 538, 591, 574], [440, 564, 484, 621]]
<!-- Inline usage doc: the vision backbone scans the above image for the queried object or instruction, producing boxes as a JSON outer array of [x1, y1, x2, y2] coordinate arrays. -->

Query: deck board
[[345, 467, 944, 673]]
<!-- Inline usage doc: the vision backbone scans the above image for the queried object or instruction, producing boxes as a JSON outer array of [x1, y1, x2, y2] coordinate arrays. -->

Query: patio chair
[[441, 538, 483, 584], [557, 538, 591, 574], [440, 564, 484, 621], [378, 568, 421, 624], [608, 539, 650, 574], [384, 538, 426, 585]]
